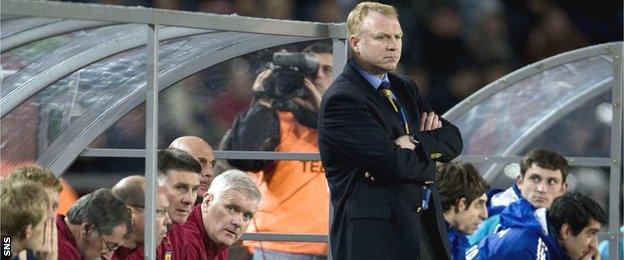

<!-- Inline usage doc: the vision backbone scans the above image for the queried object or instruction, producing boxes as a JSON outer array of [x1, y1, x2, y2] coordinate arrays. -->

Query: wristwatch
[[409, 135, 420, 145]]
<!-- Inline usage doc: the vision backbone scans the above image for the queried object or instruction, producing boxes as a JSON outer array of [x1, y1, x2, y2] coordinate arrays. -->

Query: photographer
[[223, 41, 332, 259]]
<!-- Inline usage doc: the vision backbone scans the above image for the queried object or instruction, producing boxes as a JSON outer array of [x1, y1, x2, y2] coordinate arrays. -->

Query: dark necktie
[[380, 81, 430, 211], [379, 81, 411, 134]]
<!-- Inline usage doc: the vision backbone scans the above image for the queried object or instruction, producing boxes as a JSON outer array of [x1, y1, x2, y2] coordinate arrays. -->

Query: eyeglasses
[[99, 236, 121, 252]]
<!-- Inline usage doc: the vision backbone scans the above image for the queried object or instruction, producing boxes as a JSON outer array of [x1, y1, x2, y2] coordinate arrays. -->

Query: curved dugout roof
[[0, 0, 347, 177], [1, 20, 323, 174], [443, 42, 622, 186], [1, 1, 347, 249]]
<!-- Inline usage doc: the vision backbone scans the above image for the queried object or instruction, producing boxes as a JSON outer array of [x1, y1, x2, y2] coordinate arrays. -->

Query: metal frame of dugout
[[2, 1, 346, 259], [1, 1, 621, 259]]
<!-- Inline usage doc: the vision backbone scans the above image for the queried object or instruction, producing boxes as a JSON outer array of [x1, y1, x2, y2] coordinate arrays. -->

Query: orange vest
[[244, 111, 329, 256]]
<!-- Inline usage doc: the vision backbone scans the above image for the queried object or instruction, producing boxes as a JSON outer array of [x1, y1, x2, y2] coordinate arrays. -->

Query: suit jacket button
[[416, 207, 421, 212]]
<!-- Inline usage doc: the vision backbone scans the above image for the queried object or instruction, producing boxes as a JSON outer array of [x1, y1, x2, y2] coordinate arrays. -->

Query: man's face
[[312, 52, 333, 92], [162, 170, 200, 224], [560, 219, 601, 260], [517, 164, 567, 209], [454, 193, 488, 235], [155, 192, 172, 245], [84, 224, 127, 260], [128, 206, 145, 243], [183, 143, 216, 199], [202, 190, 259, 247], [350, 11, 402, 76]]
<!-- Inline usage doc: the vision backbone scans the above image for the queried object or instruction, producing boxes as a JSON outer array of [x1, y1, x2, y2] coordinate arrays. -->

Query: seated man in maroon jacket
[[57, 188, 132, 260], [183, 169, 262, 260], [155, 148, 202, 259], [111, 176, 172, 259]]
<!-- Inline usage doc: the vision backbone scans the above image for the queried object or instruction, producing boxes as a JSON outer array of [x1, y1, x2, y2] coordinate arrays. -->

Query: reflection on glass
[[522, 91, 611, 157], [91, 41, 318, 150], [455, 55, 612, 156]]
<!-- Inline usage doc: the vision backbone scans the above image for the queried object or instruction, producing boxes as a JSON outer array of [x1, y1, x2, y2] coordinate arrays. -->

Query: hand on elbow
[[394, 135, 415, 150]]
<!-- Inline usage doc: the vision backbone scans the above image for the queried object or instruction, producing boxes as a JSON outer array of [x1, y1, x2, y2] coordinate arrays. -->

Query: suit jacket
[[318, 60, 463, 259]]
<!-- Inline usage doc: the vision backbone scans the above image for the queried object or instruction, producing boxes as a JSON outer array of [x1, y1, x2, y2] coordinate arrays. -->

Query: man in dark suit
[[318, 2, 463, 259]]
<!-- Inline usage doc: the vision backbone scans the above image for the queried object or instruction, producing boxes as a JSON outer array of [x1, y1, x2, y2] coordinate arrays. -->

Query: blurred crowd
[[62, 0, 623, 114]]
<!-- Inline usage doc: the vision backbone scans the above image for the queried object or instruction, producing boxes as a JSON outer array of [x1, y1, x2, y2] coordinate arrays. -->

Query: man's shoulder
[[470, 226, 541, 259], [56, 215, 80, 258], [329, 72, 358, 90], [57, 240, 80, 259], [467, 214, 501, 245], [112, 245, 143, 260], [182, 204, 203, 229], [388, 71, 414, 84], [490, 225, 542, 249]]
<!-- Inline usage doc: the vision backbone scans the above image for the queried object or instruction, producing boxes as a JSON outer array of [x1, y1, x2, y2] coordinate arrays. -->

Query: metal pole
[[607, 42, 623, 260], [144, 24, 159, 260]]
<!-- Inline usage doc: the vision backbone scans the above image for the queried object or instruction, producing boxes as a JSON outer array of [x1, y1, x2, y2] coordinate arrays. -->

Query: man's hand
[[34, 216, 57, 260], [395, 135, 415, 150], [292, 77, 323, 112], [419, 112, 442, 132], [252, 69, 272, 92], [252, 69, 273, 107], [581, 247, 600, 260]]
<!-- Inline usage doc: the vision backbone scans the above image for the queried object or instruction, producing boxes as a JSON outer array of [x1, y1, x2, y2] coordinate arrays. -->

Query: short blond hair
[[1, 180, 48, 238], [9, 165, 62, 193], [346, 2, 398, 37]]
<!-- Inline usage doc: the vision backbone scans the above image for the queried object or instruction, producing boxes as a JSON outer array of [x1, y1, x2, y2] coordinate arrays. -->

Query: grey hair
[[207, 169, 261, 202]]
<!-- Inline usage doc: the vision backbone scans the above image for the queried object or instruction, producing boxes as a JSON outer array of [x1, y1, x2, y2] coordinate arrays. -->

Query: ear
[[457, 197, 468, 211], [21, 224, 33, 240], [559, 223, 571, 240], [202, 193, 213, 208], [349, 35, 360, 53], [561, 182, 568, 193], [516, 174, 524, 186], [81, 222, 94, 236]]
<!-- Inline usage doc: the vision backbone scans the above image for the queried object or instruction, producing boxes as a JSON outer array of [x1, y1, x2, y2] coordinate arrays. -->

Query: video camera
[[264, 52, 319, 98]]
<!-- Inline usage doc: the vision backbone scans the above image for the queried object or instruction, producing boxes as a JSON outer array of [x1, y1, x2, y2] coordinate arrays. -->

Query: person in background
[[9, 165, 63, 215], [468, 148, 568, 246], [1, 179, 54, 260], [169, 136, 217, 205], [224, 41, 333, 259], [111, 176, 173, 259], [182, 169, 262, 259], [468, 192, 606, 260], [156, 148, 202, 259], [157, 148, 202, 225], [57, 188, 132, 260], [436, 162, 489, 260], [8, 165, 63, 259]]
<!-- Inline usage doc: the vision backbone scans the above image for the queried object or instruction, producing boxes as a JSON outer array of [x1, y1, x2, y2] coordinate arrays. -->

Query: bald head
[[112, 175, 145, 208], [170, 136, 216, 199], [169, 136, 214, 161]]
